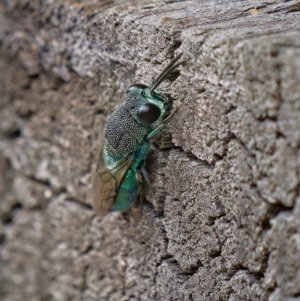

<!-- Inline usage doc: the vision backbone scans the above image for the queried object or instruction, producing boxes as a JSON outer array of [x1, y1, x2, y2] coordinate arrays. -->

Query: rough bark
[[1, 0, 300, 300]]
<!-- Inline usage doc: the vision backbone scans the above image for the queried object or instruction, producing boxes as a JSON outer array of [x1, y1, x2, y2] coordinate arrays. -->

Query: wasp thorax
[[137, 103, 161, 125]]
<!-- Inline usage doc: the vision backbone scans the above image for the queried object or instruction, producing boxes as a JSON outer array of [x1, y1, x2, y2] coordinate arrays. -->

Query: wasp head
[[125, 53, 185, 126], [125, 84, 165, 126]]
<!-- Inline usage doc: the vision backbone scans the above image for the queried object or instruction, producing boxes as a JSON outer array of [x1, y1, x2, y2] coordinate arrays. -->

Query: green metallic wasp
[[93, 53, 186, 216]]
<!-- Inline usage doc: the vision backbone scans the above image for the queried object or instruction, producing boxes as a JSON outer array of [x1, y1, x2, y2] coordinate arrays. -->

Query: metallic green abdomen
[[103, 132, 150, 211], [112, 169, 138, 211]]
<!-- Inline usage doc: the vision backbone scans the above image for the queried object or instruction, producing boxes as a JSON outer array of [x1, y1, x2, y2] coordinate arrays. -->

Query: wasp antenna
[[150, 52, 186, 95], [152, 53, 182, 86]]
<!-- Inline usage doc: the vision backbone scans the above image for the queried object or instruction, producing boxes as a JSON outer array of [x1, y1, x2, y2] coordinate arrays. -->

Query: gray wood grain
[[1, 0, 300, 300]]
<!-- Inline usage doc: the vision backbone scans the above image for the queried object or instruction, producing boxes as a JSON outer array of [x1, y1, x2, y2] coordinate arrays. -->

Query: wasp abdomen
[[112, 168, 138, 211]]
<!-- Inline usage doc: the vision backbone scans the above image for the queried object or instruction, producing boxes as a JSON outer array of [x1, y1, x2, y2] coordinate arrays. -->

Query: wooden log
[[1, 0, 300, 300]]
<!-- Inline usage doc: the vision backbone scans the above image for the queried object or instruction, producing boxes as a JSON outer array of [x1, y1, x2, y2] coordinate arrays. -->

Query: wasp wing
[[93, 152, 133, 216]]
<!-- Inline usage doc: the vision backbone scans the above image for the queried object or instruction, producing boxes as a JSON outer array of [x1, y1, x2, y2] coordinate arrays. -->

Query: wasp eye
[[126, 84, 148, 93], [137, 103, 161, 125]]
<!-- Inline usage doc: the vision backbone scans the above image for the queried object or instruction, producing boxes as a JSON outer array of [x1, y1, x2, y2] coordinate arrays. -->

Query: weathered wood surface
[[1, 0, 300, 300]]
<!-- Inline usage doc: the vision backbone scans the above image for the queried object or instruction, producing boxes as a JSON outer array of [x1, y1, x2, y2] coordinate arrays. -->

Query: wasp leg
[[136, 172, 144, 205], [141, 165, 150, 188], [162, 105, 180, 123], [146, 124, 164, 139], [146, 106, 179, 139], [130, 172, 144, 220], [141, 165, 154, 195]]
